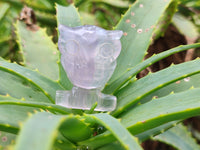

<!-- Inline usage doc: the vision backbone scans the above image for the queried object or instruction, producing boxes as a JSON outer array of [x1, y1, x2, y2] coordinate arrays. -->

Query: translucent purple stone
[[56, 24, 123, 111]]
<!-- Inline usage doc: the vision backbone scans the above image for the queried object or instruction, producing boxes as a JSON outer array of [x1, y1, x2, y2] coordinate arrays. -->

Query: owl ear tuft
[[58, 24, 74, 35], [107, 30, 123, 40]]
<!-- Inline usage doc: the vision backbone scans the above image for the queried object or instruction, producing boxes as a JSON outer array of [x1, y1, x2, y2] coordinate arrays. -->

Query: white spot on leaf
[[131, 24, 136, 28], [137, 29, 143, 33], [184, 77, 190, 82]]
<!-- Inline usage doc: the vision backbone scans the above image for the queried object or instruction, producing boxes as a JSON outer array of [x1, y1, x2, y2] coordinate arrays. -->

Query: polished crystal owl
[[56, 24, 123, 111]]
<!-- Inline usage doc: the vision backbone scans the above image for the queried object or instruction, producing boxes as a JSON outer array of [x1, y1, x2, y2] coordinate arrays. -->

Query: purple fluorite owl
[[56, 24, 123, 111]]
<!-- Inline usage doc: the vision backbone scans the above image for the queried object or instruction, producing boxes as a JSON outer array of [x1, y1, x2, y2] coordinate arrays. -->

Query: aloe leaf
[[0, 131, 16, 150], [56, 4, 82, 89], [108, 0, 173, 84], [0, 3, 10, 22], [0, 105, 38, 134], [79, 88, 200, 148], [23, 0, 54, 13], [0, 60, 64, 103], [152, 0, 178, 40], [59, 116, 93, 143], [141, 73, 200, 104], [53, 132, 76, 150], [0, 95, 19, 100], [121, 88, 200, 135], [14, 112, 76, 150], [103, 43, 200, 94], [92, 0, 130, 8], [34, 10, 56, 27], [79, 121, 178, 149], [153, 124, 200, 150], [0, 100, 71, 114], [16, 21, 59, 80], [113, 58, 200, 116], [56, 4, 82, 27], [136, 120, 179, 142], [97, 142, 124, 150], [82, 113, 142, 150], [172, 13, 199, 40]]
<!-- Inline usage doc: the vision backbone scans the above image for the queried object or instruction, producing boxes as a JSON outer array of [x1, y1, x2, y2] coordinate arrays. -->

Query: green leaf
[[0, 60, 64, 103], [172, 13, 199, 40], [92, 0, 130, 8], [0, 105, 37, 134], [103, 43, 200, 94], [16, 21, 59, 80], [108, 0, 173, 84], [140, 73, 200, 104], [113, 58, 200, 116], [121, 88, 200, 135], [56, 4, 82, 27], [136, 121, 180, 142], [56, 4, 82, 89], [153, 124, 200, 150], [59, 115, 93, 142], [14, 112, 76, 150], [0, 3, 10, 22], [0, 95, 19, 100], [0, 131, 16, 150], [152, 0, 178, 40], [79, 88, 200, 148], [80, 113, 143, 150], [0, 100, 72, 114], [97, 142, 124, 150], [53, 132, 76, 150]]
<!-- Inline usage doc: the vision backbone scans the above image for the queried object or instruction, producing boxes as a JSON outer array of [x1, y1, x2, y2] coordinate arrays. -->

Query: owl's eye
[[64, 40, 80, 55], [99, 43, 114, 59]]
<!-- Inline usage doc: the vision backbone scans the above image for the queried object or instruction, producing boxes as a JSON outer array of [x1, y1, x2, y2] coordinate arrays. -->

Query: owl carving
[[56, 24, 123, 111]]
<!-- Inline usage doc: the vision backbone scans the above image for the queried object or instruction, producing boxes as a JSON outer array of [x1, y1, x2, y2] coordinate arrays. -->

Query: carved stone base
[[56, 86, 116, 111]]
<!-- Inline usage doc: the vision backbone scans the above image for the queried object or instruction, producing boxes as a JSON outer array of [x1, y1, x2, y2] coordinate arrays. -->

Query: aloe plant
[[0, 0, 200, 150]]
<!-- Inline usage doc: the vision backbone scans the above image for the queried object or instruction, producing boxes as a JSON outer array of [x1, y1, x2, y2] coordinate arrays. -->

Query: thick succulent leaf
[[172, 13, 199, 40], [121, 88, 200, 135], [103, 43, 200, 94], [56, 4, 82, 27], [92, 0, 130, 8], [0, 100, 71, 114], [59, 115, 92, 143], [56, 4, 82, 89], [136, 121, 180, 142], [53, 132, 76, 150], [14, 112, 76, 150], [152, 1, 178, 40], [0, 131, 16, 150], [97, 142, 124, 150], [16, 21, 59, 80], [153, 124, 200, 150], [108, 0, 173, 84], [81, 113, 142, 150], [79, 88, 200, 148], [0, 95, 19, 100], [34, 10, 56, 26], [0, 105, 38, 134], [113, 58, 200, 116], [22, 0, 54, 13], [79, 121, 178, 149], [0, 3, 10, 22], [0, 60, 64, 103], [141, 73, 200, 104]]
